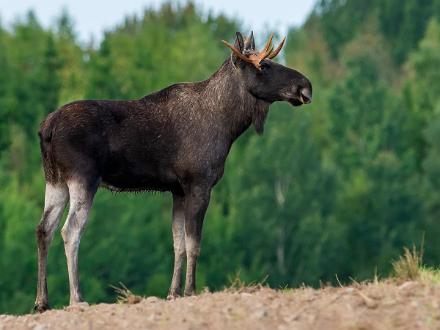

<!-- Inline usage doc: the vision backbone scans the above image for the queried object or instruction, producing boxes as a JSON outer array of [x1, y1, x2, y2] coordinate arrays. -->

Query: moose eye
[[260, 62, 270, 71]]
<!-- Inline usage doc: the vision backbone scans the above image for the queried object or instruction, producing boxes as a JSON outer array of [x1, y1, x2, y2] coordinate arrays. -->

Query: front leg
[[183, 184, 211, 296], [167, 193, 186, 299]]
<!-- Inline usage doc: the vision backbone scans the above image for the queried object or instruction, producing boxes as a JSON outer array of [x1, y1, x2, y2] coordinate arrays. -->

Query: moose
[[34, 31, 312, 312]]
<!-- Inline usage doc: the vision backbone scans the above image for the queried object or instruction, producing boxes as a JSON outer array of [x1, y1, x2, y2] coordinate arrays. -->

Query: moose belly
[[100, 156, 180, 193], [101, 176, 180, 193]]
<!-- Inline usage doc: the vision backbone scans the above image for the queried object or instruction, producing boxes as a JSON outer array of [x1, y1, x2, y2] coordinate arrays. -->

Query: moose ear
[[244, 31, 255, 51], [234, 32, 245, 53]]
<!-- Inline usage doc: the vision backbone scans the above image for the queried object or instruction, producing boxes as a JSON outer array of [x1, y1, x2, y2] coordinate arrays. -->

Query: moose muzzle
[[299, 87, 312, 104]]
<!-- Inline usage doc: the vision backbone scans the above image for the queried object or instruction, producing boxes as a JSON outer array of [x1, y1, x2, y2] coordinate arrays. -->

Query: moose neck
[[203, 59, 271, 143]]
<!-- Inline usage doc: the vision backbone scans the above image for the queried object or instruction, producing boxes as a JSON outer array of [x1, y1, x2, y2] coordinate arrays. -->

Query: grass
[[392, 245, 422, 281], [108, 246, 440, 306], [419, 266, 440, 284], [225, 271, 269, 293], [391, 242, 440, 285], [110, 283, 143, 304]]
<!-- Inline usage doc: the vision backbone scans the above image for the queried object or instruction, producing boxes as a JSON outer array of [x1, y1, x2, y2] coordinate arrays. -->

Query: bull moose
[[34, 31, 312, 312]]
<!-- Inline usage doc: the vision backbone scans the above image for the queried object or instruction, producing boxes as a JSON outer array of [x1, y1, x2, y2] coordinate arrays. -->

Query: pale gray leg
[[35, 183, 69, 312], [183, 185, 211, 296], [61, 180, 97, 306], [167, 194, 186, 299]]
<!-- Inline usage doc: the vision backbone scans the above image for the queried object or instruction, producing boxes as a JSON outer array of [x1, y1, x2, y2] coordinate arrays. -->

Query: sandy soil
[[1, 281, 440, 330]]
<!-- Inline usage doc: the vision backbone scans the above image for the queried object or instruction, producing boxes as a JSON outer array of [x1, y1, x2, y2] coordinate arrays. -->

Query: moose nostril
[[300, 88, 312, 104]]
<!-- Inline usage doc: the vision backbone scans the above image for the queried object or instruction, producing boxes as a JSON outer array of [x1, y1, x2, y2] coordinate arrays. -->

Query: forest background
[[1, 0, 440, 314]]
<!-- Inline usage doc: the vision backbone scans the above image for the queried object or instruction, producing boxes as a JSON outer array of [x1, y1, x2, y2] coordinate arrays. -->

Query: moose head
[[223, 32, 312, 107]]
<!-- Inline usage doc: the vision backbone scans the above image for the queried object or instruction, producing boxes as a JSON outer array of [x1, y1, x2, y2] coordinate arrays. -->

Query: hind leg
[[61, 179, 98, 306], [168, 194, 186, 299], [35, 183, 69, 312]]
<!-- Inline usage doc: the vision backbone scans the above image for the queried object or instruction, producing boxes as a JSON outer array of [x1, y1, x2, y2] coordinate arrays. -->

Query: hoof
[[184, 291, 196, 297], [167, 292, 181, 300], [34, 302, 50, 313], [64, 302, 89, 312]]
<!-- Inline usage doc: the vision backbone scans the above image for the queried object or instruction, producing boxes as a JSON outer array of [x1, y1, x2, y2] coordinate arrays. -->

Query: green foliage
[[379, 0, 436, 64], [1, 0, 440, 315], [316, 0, 438, 64], [315, 0, 372, 58]]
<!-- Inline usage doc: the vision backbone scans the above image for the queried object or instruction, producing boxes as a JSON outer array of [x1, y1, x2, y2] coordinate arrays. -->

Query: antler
[[268, 37, 286, 59], [221, 40, 252, 63], [222, 33, 286, 70], [262, 33, 274, 53]]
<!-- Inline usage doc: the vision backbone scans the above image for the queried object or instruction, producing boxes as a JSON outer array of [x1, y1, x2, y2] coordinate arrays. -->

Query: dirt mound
[[1, 281, 440, 330]]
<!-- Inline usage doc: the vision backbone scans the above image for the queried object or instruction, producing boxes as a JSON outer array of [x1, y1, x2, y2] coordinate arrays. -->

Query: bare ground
[[2, 281, 440, 330]]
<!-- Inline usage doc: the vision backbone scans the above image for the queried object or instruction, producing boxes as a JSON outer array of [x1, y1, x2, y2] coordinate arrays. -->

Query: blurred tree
[[85, 37, 121, 99], [315, 0, 373, 58], [36, 34, 62, 115], [403, 19, 440, 168], [379, 0, 434, 64], [0, 23, 11, 154], [407, 19, 440, 264]]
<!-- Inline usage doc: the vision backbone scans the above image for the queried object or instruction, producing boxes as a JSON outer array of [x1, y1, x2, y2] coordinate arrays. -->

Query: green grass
[[419, 267, 440, 284]]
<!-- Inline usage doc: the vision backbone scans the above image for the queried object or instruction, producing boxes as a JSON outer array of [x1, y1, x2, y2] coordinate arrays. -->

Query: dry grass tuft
[[392, 245, 422, 281], [390, 237, 440, 285], [225, 271, 268, 293], [111, 283, 143, 304]]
